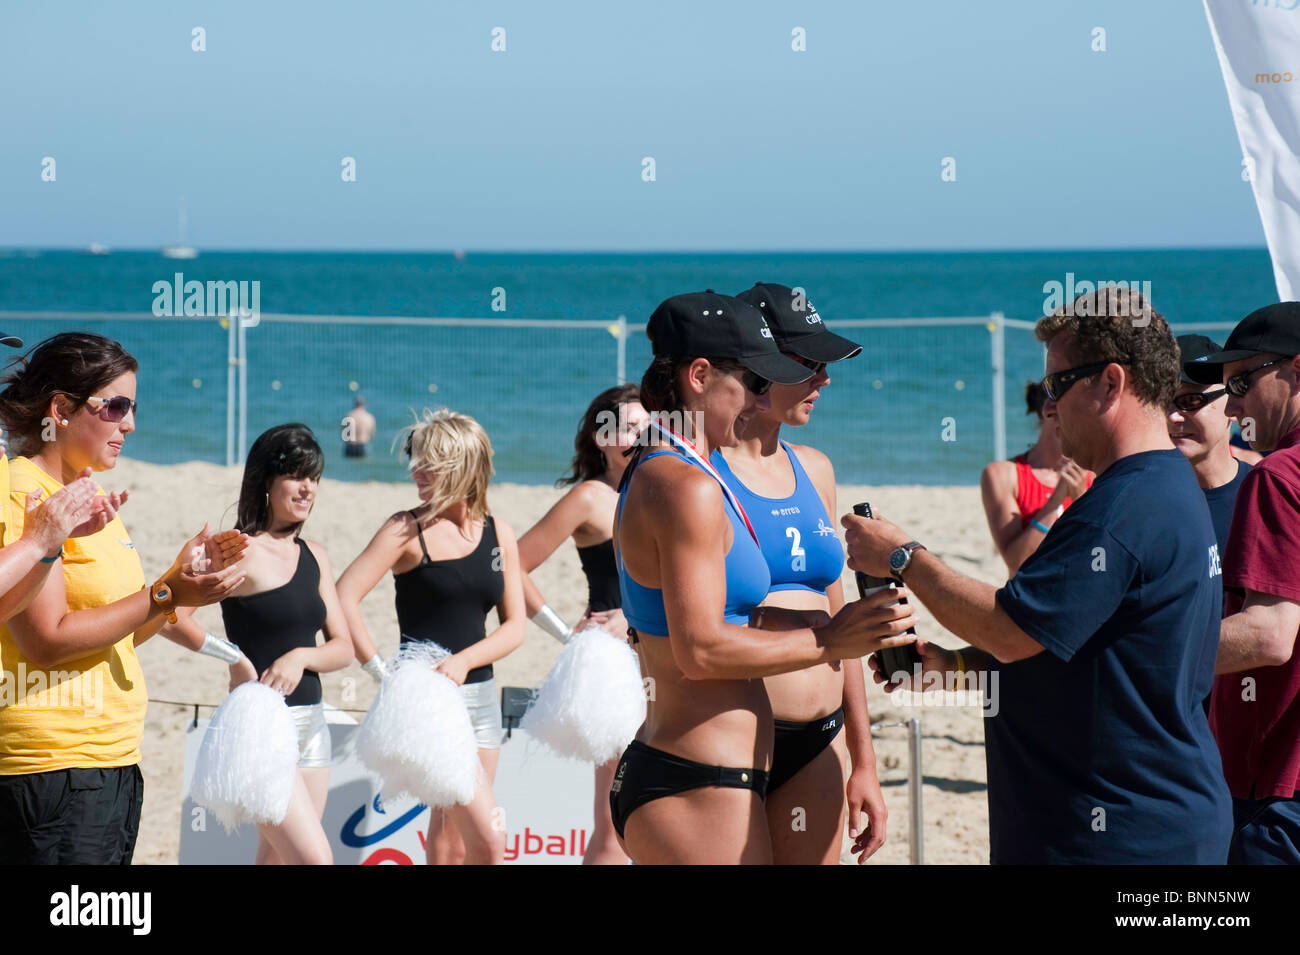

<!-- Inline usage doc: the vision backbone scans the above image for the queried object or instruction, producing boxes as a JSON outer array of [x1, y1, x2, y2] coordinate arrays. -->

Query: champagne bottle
[[853, 503, 922, 683]]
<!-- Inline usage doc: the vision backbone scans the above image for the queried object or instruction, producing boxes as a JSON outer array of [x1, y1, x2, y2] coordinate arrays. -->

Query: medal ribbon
[[648, 420, 759, 545]]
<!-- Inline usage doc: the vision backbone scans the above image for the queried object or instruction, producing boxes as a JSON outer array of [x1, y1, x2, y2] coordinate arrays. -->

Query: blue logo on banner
[[340, 794, 426, 847]]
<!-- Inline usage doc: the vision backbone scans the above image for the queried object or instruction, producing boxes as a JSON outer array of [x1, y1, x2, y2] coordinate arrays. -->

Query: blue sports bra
[[616, 447, 771, 636], [711, 442, 844, 595]]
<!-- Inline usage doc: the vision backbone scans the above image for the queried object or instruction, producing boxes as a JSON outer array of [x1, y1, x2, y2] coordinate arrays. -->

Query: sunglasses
[[86, 395, 137, 422], [1226, 358, 1288, 398], [1040, 361, 1113, 402], [1169, 388, 1227, 414], [741, 368, 773, 396], [787, 353, 828, 377]]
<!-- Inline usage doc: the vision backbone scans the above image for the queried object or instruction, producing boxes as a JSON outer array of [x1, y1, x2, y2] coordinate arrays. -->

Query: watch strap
[[892, 541, 927, 581], [150, 578, 178, 624]]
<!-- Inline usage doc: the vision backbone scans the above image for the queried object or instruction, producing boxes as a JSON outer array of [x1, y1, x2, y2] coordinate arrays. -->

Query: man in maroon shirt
[[1187, 301, 1300, 863]]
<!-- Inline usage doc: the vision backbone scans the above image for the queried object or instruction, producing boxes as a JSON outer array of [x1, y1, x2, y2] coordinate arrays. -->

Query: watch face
[[155, 586, 170, 600], [889, 547, 909, 574]]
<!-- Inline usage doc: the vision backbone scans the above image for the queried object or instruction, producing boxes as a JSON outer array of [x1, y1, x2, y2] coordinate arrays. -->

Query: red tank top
[[1011, 453, 1092, 528]]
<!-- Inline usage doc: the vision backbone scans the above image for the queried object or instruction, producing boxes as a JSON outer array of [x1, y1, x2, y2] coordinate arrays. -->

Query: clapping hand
[[165, 524, 249, 607]]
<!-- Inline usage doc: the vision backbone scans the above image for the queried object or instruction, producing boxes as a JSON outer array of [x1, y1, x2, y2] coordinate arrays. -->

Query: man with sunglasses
[[844, 287, 1232, 864], [1184, 301, 1300, 864], [1170, 334, 1253, 568]]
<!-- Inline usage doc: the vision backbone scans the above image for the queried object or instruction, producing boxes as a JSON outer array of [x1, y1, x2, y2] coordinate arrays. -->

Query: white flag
[[1204, 1, 1300, 300]]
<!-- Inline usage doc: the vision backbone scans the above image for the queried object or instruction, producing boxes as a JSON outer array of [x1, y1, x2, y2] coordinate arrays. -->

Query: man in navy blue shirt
[[843, 287, 1232, 863]]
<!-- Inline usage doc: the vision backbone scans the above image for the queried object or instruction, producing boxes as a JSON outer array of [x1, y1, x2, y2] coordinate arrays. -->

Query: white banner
[[179, 706, 596, 865], [1204, 0, 1300, 300]]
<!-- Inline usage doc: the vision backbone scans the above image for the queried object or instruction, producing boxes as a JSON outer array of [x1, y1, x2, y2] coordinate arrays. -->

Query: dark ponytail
[[1025, 380, 1047, 418], [639, 355, 740, 415]]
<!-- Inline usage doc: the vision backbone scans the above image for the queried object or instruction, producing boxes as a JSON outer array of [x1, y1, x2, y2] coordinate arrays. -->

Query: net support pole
[[908, 717, 923, 865], [616, 314, 628, 385], [225, 317, 236, 467], [872, 718, 924, 864], [990, 311, 1006, 463], [237, 317, 248, 464]]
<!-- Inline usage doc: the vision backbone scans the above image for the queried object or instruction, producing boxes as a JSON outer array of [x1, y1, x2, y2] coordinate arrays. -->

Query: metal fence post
[[908, 717, 924, 865], [225, 317, 237, 467], [237, 317, 248, 463], [616, 314, 627, 385], [990, 311, 1006, 463]]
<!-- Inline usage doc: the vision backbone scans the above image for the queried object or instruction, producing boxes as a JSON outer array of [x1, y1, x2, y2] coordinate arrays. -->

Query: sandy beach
[[111, 457, 1005, 865]]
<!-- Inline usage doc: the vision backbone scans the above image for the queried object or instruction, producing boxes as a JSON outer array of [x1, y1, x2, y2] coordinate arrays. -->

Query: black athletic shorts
[[0, 764, 144, 865]]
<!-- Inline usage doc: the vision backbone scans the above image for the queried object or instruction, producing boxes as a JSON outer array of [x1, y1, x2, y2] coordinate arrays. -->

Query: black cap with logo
[[1, 333, 21, 348], [1184, 302, 1300, 384], [1175, 334, 1224, 385], [646, 290, 812, 384], [735, 283, 862, 363]]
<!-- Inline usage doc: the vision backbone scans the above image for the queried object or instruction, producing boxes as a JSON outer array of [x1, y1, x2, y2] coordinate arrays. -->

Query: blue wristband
[[1031, 520, 1051, 535], [39, 548, 63, 564]]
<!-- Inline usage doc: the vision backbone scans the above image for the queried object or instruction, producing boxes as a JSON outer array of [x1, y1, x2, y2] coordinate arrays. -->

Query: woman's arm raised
[[9, 525, 246, 669], [336, 513, 410, 668]]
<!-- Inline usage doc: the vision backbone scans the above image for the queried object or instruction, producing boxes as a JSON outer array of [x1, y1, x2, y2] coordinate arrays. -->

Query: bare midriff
[[759, 586, 842, 723], [634, 634, 774, 771]]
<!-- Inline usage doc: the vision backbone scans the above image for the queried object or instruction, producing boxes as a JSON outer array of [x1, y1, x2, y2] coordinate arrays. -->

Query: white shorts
[[290, 703, 332, 768], [461, 678, 504, 750]]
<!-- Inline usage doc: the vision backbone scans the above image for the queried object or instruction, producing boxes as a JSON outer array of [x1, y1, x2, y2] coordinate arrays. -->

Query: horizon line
[[0, 244, 1272, 257]]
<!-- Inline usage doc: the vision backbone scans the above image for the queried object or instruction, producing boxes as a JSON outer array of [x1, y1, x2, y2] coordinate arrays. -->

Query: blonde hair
[[397, 408, 494, 521]]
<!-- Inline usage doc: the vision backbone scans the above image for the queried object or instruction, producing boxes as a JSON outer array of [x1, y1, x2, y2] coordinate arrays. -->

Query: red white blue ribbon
[[647, 420, 759, 545]]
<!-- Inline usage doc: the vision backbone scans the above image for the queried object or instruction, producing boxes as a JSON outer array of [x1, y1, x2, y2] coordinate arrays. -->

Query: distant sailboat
[[83, 243, 111, 256], [161, 200, 198, 259]]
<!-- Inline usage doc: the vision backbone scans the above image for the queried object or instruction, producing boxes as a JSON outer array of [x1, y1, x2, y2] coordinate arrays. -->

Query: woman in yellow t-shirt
[[0, 332, 249, 865], [0, 332, 121, 624]]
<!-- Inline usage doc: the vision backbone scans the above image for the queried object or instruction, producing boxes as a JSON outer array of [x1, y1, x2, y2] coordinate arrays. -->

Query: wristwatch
[[888, 541, 927, 581], [150, 578, 178, 624]]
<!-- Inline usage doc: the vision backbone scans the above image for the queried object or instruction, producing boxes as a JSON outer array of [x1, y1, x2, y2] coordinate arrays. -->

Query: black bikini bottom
[[609, 740, 769, 840], [768, 707, 845, 793]]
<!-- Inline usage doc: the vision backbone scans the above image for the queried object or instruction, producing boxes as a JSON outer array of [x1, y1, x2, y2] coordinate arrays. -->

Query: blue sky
[[0, 0, 1265, 251]]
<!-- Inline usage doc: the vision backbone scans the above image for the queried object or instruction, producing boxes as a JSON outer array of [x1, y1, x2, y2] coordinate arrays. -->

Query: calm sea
[[0, 248, 1274, 485]]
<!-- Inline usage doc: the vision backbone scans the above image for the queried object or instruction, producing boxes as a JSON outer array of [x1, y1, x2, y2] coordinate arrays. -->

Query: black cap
[[1185, 302, 1300, 384], [1175, 334, 1224, 385], [0, 333, 21, 348], [646, 291, 812, 385], [735, 283, 862, 363]]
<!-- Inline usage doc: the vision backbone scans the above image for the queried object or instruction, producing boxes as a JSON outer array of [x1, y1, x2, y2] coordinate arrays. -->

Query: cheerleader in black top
[[174, 424, 355, 865], [338, 409, 526, 866], [518, 385, 649, 865]]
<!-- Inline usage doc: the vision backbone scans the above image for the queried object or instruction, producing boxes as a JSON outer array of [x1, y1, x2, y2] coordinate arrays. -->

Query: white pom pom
[[192, 682, 298, 831], [357, 641, 480, 808], [522, 626, 645, 763]]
